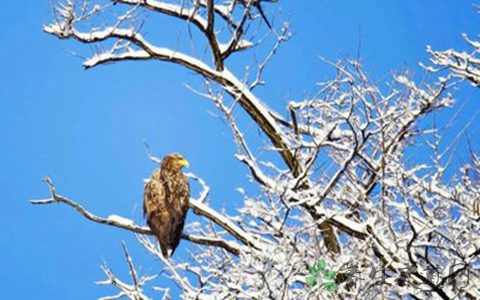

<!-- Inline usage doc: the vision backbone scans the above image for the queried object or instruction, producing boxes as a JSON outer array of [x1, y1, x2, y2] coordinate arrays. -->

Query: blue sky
[[1, 1, 479, 299]]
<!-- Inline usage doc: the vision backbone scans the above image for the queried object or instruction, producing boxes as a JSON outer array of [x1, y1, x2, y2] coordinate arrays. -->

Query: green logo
[[305, 259, 338, 292]]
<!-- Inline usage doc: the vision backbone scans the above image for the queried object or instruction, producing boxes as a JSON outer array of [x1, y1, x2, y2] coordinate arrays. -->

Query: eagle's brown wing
[[143, 170, 172, 258], [168, 174, 190, 257]]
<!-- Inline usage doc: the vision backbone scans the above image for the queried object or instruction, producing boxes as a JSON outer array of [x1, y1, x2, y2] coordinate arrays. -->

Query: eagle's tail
[[160, 244, 171, 258]]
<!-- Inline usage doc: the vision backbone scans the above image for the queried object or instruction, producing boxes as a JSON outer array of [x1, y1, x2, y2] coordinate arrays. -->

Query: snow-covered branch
[[44, 0, 298, 181], [96, 242, 155, 300]]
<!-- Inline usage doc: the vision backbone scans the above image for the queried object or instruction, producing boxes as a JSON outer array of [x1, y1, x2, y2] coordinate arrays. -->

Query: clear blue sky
[[1, 1, 479, 299]]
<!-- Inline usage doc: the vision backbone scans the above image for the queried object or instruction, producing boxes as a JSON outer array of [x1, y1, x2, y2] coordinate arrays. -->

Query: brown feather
[[143, 154, 190, 258]]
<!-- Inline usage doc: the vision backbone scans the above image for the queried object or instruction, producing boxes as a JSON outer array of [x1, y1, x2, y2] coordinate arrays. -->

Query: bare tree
[[32, 1, 480, 299]]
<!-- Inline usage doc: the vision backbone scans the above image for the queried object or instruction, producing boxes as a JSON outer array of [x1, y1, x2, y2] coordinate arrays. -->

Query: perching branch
[[31, 177, 242, 256]]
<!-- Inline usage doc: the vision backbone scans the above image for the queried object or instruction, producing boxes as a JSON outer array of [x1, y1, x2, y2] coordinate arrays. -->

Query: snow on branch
[[426, 31, 480, 86]]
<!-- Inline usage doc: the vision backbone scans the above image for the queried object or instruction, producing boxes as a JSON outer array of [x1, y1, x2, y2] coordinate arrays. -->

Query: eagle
[[143, 153, 190, 258]]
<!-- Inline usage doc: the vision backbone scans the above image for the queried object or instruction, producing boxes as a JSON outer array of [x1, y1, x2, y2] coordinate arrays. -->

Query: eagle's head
[[161, 153, 189, 172]]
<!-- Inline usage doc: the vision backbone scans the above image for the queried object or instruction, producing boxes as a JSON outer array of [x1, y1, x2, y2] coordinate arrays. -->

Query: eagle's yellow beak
[[179, 158, 189, 168]]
